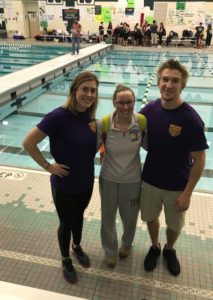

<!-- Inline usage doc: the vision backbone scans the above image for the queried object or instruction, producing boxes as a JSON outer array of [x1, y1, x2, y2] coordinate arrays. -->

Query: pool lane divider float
[[196, 52, 213, 76], [141, 53, 167, 108]]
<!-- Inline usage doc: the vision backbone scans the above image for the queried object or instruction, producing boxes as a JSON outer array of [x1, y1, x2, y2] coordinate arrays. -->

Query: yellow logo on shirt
[[129, 129, 140, 141], [169, 124, 182, 137], [89, 121, 96, 133]]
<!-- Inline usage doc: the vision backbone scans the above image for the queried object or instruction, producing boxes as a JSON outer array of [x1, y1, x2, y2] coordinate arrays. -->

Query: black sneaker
[[62, 258, 77, 284], [163, 245, 181, 276], [72, 245, 91, 268], [144, 245, 161, 271]]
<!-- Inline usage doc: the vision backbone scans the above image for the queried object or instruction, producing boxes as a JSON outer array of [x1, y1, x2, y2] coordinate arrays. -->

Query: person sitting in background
[[166, 31, 178, 46], [13, 31, 25, 40], [43, 27, 48, 34]]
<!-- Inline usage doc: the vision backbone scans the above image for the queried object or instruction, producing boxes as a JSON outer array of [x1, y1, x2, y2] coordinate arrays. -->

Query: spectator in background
[[150, 20, 158, 46], [43, 27, 48, 34], [158, 22, 166, 46], [71, 19, 82, 55], [99, 22, 105, 42], [123, 22, 130, 46], [206, 24, 212, 48], [113, 25, 120, 44], [195, 22, 204, 49], [133, 23, 141, 46], [143, 22, 151, 47], [166, 31, 177, 46], [107, 22, 113, 43], [117, 23, 124, 45]]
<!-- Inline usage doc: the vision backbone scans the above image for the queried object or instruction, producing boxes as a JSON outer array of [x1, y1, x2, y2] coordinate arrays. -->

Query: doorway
[[28, 12, 40, 38]]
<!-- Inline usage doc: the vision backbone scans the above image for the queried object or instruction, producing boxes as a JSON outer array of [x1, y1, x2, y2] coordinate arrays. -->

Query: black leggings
[[51, 186, 93, 257]]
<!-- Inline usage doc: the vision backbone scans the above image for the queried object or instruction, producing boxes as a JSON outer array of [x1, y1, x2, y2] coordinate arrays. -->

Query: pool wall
[[0, 44, 112, 121]]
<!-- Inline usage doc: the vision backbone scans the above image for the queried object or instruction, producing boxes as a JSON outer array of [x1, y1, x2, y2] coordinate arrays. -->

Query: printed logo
[[129, 128, 140, 141], [169, 124, 182, 137], [88, 121, 96, 133]]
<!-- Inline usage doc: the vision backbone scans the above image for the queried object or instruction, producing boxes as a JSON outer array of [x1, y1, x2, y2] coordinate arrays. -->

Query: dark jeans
[[72, 37, 80, 54], [206, 34, 212, 46], [52, 186, 93, 257]]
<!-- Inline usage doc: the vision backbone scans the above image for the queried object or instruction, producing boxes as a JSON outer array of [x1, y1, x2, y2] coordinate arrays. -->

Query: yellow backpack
[[99, 113, 146, 162]]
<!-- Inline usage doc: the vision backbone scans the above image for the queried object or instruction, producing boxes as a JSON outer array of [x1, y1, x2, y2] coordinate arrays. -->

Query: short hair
[[63, 71, 99, 118], [113, 84, 135, 102], [157, 59, 189, 89]]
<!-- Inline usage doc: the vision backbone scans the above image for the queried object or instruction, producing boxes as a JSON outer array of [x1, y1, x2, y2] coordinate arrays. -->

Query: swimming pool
[[0, 47, 212, 192], [0, 43, 71, 76]]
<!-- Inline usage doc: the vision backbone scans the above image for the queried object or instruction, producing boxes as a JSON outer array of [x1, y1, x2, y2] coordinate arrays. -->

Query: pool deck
[[0, 165, 212, 300], [0, 41, 213, 299]]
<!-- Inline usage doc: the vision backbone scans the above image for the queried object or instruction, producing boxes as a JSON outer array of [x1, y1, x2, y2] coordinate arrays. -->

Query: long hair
[[63, 71, 99, 118]]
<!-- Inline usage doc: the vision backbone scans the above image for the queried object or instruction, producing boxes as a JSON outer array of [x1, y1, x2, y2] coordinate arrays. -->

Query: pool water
[[0, 43, 70, 76], [0, 49, 212, 192]]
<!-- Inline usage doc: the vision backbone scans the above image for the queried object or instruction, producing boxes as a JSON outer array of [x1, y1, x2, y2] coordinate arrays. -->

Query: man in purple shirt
[[139, 59, 208, 276]]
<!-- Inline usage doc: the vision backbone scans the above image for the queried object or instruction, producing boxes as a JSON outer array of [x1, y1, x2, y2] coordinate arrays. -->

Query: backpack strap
[[136, 113, 147, 131], [101, 114, 110, 142], [99, 114, 110, 163]]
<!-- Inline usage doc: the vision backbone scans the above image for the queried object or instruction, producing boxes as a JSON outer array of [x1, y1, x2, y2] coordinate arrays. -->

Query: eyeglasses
[[114, 100, 135, 107]]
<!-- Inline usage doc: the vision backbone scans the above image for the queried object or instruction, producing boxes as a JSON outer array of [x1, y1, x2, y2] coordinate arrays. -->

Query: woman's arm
[[22, 127, 69, 177], [23, 127, 49, 169]]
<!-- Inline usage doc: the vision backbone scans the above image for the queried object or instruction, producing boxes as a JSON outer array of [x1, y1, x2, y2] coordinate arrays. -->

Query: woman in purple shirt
[[23, 71, 99, 284]]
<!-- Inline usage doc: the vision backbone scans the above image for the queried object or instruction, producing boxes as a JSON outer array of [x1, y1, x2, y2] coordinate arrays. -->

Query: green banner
[[176, 2, 186, 10], [40, 20, 48, 28], [102, 7, 111, 23], [145, 16, 154, 25], [127, 0, 135, 8]]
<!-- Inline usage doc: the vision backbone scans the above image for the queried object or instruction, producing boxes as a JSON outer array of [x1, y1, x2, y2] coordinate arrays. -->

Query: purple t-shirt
[[37, 107, 97, 194], [140, 99, 208, 191]]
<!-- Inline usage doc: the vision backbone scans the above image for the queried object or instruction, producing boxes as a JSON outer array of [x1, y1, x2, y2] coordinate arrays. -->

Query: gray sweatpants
[[99, 177, 140, 257]]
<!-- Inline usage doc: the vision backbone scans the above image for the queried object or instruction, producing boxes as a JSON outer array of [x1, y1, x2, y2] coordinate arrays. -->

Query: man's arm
[[175, 150, 206, 212]]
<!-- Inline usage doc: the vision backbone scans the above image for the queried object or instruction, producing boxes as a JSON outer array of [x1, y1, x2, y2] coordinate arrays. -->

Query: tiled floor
[[0, 165, 212, 299]]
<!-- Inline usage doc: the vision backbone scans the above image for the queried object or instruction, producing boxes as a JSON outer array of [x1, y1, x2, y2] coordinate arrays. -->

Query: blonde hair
[[63, 71, 99, 118], [157, 59, 189, 89]]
